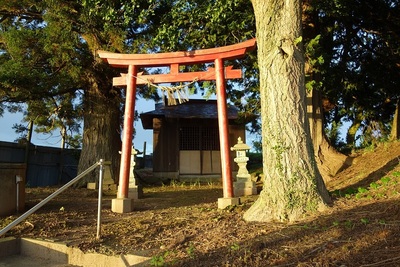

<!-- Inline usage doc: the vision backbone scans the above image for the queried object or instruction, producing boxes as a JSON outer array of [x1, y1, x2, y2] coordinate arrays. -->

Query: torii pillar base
[[218, 197, 241, 210], [111, 198, 134, 213]]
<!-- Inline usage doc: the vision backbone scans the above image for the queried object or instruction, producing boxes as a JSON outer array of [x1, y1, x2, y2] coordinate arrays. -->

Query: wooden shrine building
[[141, 100, 245, 179]]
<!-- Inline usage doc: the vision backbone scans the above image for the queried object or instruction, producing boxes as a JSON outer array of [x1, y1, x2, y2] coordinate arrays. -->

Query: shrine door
[[179, 125, 222, 175]]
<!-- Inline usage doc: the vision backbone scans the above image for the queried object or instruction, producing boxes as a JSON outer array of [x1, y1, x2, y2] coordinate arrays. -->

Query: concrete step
[[0, 237, 150, 267], [0, 254, 76, 267]]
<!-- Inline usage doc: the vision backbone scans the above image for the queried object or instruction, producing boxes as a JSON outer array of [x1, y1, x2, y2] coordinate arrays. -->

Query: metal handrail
[[0, 159, 110, 238]]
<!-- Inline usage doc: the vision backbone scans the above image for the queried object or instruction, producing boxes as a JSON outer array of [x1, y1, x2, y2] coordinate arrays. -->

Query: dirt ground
[[1, 141, 400, 266]]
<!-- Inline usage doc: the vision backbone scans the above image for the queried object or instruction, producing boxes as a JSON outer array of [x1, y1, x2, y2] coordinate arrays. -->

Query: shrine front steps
[[0, 237, 150, 267]]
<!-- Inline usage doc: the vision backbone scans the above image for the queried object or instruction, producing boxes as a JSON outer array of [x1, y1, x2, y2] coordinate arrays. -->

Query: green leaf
[[357, 187, 368, 193], [381, 177, 391, 186], [369, 182, 379, 189], [392, 171, 400, 177], [294, 36, 303, 46]]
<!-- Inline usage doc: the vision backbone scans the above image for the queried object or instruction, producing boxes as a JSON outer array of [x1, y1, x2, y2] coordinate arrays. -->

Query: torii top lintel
[[98, 38, 256, 68], [98, 38, 256, 85]]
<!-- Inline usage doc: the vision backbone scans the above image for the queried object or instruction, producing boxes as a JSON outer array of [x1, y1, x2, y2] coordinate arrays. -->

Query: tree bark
[[75, 61, 121, 187], [307, 89, 348, 181], [244, 0, 331, 222], [390, 100, 399, 140]]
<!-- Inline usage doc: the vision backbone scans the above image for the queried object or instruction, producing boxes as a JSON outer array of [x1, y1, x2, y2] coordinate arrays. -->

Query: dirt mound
[[327, 141, 400, 191]]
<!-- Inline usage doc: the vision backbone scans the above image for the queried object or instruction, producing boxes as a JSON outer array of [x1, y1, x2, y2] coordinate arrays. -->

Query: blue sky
[[0, 98, 155, 154]]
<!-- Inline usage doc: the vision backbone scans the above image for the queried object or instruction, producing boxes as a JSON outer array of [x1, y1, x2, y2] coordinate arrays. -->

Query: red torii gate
[[98, 38, 256, 212]]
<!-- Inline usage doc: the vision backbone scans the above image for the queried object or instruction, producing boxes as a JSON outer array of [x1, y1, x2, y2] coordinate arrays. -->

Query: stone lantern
[[128, 146, 143, 199], [231, 137, 257, 196]]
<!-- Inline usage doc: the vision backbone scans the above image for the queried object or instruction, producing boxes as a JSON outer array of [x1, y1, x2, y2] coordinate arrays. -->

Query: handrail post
[[0, 160, 110, 237], [96, 159, 104, 239]]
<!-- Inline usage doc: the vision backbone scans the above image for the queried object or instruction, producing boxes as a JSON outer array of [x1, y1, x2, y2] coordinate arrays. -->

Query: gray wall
[[0, 141, 79, 187]]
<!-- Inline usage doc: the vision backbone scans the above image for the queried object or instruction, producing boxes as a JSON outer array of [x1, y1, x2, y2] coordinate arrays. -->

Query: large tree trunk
[[307, 89, 348, 181], [75, 61, 122, 187], [244, 0, 331, 222]]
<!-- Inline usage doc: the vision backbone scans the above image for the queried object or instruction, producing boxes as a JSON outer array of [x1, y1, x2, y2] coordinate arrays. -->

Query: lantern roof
[[230, 137, 250, 151]]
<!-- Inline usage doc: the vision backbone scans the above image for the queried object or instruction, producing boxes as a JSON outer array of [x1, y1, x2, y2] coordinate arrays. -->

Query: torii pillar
[[98, 38, 256, 212]]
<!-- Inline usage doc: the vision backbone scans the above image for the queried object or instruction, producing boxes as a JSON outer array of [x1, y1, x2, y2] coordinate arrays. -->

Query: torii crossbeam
[[98, 38, 256, 212]]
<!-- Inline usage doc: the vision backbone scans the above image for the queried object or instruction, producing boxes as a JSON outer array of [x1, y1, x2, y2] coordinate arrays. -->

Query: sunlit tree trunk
[[307, 89, 348, 181], [244, 0, 331, 222], [391, 100, 399, 140]]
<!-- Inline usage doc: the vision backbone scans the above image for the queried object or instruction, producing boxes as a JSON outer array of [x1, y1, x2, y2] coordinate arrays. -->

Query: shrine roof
[[140, 99, 239, 129]]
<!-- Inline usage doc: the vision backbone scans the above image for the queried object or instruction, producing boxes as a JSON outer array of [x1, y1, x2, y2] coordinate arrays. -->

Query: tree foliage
[[0, 0, 165, 183], [0, 0, 399, 187], [305, 0, 400, 148]]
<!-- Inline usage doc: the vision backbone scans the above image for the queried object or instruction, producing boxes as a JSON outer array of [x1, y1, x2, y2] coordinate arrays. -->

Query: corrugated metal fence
[[0, 141, 79, 187]]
